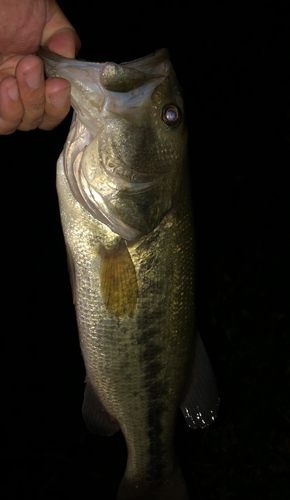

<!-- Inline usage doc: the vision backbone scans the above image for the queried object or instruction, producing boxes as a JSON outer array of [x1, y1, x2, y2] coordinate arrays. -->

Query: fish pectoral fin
[[82, 378, 120, 436], [99, 239, 138, 318], [180, 331, 220, 429]]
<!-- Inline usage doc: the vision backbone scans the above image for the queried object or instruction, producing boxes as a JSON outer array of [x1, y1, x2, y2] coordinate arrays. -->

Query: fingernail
[[7, 79, 19, 101], [49, 86, 70, 108], [23, 63, 43, 89]]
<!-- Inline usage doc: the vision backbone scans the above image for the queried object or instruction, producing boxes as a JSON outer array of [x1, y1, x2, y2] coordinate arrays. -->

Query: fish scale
[[58, 151, 194, 479], [38, 47, 219, 499]]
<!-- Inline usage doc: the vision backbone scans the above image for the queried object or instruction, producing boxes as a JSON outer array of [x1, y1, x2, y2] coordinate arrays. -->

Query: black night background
[[2, 1, 289, 499]]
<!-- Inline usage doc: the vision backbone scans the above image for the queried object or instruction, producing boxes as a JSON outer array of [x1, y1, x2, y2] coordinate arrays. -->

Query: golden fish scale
[[57, 151, 195, 482]]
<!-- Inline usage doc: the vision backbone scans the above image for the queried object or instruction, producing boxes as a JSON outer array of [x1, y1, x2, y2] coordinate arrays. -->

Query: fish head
[[38, 48, 187, 240]]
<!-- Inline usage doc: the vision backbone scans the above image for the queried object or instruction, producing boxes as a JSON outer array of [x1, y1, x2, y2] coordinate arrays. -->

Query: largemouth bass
[[38, 47, 219, 499]]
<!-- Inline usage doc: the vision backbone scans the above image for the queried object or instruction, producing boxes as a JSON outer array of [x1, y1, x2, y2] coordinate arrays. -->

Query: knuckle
[[27, 95, 45, 112], [20, 97, 45, 130], [20, 88, 45, 110]]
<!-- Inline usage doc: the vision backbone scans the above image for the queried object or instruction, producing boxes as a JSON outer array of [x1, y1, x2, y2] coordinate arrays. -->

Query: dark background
[[2, 1, 289, 499]]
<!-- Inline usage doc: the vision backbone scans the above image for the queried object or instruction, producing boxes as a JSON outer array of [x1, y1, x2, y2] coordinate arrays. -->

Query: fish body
[[38, 47, 219, 499]]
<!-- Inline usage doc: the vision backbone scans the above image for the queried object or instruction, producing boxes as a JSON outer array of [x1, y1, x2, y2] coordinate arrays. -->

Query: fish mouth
[[37, 46, 172, 136], [39, 47, 179, 239]]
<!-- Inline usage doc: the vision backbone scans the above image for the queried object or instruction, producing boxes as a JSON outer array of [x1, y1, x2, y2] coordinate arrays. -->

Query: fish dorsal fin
[[180, 331, 220, 429], [99, 239, 138, 318], [82, 378, 120, 436]]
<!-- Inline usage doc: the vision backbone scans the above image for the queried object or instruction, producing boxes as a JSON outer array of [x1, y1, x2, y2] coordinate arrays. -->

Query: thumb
[[45, 28, 81, 58], [41, 1, 81, 58]]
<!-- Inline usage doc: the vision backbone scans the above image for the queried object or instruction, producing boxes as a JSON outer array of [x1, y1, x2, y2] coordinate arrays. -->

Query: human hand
[[0, 0, 81, 134]]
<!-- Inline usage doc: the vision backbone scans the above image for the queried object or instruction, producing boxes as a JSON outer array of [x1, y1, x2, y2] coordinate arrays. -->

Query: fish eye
[[162, 104, 182, 128]]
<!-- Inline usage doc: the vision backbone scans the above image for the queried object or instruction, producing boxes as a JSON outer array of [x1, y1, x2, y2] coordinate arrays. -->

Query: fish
[[37, 46, 220, 499]]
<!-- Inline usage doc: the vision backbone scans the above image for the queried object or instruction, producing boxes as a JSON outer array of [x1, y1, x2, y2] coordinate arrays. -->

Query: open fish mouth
[[36, 47, 172, 136], [38, 47, 184, 239]]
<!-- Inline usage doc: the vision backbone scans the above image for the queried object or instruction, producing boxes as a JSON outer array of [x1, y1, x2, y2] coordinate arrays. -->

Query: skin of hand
[[0, 0, 81, 134]]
